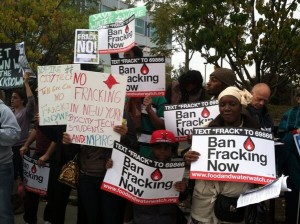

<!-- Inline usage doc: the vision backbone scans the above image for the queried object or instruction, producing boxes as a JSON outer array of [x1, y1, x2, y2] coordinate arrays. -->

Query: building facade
[[84, 0, 172, 72]]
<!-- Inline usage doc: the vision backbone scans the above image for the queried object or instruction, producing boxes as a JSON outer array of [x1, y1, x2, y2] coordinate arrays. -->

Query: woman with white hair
[[184, 87, 261, 224]]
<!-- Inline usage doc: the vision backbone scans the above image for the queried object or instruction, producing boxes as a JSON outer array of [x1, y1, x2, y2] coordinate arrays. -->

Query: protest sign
[[74, 29, 99, 64], [111, 57, 165, 97], [23, 155, 50, 195], [15, 42, 35, 77], [237, 175, 290, 208], [66, 70, 127, 148], [101, 142, 186, 205], [38, 64, 80, 125], [190, 127, 276, 185], [0, 43, 23, 88], [164, 100, 219, 141], [293, 133, 300, 156], [98, 15, 135, 54], [89, 6, 147, 29]]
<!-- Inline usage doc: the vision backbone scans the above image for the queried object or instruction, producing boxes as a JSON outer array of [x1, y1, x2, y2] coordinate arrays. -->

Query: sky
[[172, 51, 216, 83], [133, 1, 227, 83]]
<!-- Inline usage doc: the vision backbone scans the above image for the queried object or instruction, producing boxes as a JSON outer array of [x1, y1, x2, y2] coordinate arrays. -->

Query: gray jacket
[[0, 100, 21, 164]]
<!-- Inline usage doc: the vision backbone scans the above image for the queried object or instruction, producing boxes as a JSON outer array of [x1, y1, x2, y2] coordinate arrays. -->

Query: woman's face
[[219, 95, 242, 126], [11, 92, 23, 108]]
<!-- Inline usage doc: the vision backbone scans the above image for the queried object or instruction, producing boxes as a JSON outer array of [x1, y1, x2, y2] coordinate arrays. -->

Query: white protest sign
[[190, 127, 276, 185], [74, 29, 99, 64], [66, 70, 127, 148], [38, 64, 80, 125], [293, 133, 300, 156], [23, 155, 50, 195], [101, 142, 186, 205], [89, 6, 147, 29], [237, 175, 291, 208], [98, 15, 135, 54], [111, 57, 165, 97], [164, 100, 219, 141]]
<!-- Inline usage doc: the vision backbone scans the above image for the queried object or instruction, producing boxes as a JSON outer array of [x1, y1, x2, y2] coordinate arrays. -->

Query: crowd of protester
[[0, 46, 299, 224]]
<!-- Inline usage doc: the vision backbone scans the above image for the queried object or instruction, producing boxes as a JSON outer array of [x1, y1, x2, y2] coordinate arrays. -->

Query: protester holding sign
[[11, 73, 35, 177], [106, 130, 187, 224], [123, 46, 166, 157], [133, 130, 187, 224], [165, 70, 205, 105], [184, 87, 261, 224], [0, 90, 21, 224], [245, 83, 274, 132], [206, 68, 236, 99], [165, 69, 206, 156], [184, 68, 236, 146], [62, 113, 137, 224], [277, 92, 300, 224], [19, 112, 56, 224], [11, 72, 35, 213], [38, 124, 80, 224]]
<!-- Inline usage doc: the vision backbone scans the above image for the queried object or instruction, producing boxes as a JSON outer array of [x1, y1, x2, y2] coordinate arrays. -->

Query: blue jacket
[[278, 106, 300, 189]]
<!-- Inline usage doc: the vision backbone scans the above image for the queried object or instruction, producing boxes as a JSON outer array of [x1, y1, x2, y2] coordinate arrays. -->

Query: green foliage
[[146, 0, 300, 102], [184, 0, 300, 92], [145, 0, 195, 71], [0, 0, 99, 72]]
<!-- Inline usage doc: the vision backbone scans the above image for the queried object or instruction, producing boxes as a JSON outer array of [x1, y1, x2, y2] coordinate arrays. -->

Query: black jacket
[[245, 104, 273, 132]]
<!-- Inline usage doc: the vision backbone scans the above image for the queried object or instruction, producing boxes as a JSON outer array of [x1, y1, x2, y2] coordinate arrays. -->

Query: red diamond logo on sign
[[103, 74, 119, 89]]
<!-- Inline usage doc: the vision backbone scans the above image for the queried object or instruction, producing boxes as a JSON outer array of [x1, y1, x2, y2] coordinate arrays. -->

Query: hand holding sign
[[37, 155, 49, 167], [174, 179, 187, 193], [113, 123, 128, 136], [143, 95, 152, 106], [23, 72, 30, 83], [62, 132, 71, 145], [184, 150, 200, 165], [105, 158, 113, 170]]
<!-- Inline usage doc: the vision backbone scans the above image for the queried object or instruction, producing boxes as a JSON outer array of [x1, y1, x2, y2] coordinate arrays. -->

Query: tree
[[143, 0, 195, 73], [182, 0, 300, 94], [0, 0, 99, 72], [143, 0, 300, 102]]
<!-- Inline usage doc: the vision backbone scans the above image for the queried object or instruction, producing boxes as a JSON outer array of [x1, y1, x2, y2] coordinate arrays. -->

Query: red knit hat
[[150, 130, 176, 144]]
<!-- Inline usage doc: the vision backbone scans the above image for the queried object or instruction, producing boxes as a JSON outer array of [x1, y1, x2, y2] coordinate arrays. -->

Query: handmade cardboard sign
[[101, 142, 185, 205], [38, 64, 80, 125], [66, 70, 127, 148], [23, 155, 50, 195], [111, 57, 165, 97], [164, 100, 219, 141], [190, 127, 276, 185]]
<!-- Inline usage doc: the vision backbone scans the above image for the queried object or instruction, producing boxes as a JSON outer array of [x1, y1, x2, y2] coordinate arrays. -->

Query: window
[[135, 18, 145, 35], [150, 26, 156, 37], [101, 5, 113, 12]]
